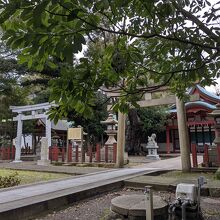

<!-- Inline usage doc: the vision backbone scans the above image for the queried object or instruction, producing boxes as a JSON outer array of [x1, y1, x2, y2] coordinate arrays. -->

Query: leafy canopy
[[0, 0, 220, 118]]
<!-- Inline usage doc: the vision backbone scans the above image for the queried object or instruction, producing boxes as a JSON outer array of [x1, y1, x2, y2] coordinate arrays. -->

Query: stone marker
[[37, 137, 50, 165]]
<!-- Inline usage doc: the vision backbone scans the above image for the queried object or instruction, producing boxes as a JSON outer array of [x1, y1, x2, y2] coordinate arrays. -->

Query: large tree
[[0, 1, 219, 170], [0, 0, 219, 118], [126, 106, 168, 154]]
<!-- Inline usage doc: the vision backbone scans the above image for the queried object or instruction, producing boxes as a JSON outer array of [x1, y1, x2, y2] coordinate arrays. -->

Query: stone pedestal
[[100, 146, 114, 162], [37, 137, 50, 166], [146, 148, 160, 160]]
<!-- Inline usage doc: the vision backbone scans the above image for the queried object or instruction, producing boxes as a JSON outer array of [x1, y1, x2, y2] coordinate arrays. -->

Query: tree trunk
[[126, 109, 143, 154]]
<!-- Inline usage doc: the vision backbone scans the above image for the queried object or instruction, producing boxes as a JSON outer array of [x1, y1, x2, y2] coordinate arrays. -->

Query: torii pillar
[[14, 113, 23, 162], [116, 111, 126, 168], [45, 113, 52, 151], [176, 97, 191, 172]]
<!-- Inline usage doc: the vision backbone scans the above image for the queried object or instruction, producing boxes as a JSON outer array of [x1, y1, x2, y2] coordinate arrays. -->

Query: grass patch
[[159, 171, 220, 188], [160, 171, 215, 181], [0, 169, 71, 186]]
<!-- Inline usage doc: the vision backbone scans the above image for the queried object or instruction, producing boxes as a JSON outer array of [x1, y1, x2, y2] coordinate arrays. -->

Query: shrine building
[[160, 85, 218, 153]]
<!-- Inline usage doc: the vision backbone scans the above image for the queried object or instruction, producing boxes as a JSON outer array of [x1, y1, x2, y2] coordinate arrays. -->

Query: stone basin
[[111, 194, 168, 220]]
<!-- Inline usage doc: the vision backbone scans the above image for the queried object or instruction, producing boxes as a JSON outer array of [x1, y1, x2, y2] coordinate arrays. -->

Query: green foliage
[[0, 42, 29, 120], [214, 168, 220, 180], [66, 92, 108, 145], [0, 172, 21, 188], [0, 0, 219, 118], [138, 106, 169, 134]]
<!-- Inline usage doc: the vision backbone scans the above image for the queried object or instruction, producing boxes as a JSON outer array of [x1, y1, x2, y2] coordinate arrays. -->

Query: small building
[[159, 85, 218, 153]]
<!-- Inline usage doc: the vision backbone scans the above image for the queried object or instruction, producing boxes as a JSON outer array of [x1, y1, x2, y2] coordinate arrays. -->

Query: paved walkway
[[0, 155, 201, 174], [0, 156, 204, 219], [131, 155, 203, 170], [0, 167, 157, 213]]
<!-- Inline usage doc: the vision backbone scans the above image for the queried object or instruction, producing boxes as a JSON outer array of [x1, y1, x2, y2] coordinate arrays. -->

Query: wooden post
[[191, 143, 198, 168], [209, 125, 212, 146], [68, 143, 72, 162], [105, 145, 108, 163], [113, 143, 117, 163], [61, 147, 65, 162], [116, 111, 126, 168], [203, 144, 209, 167], [2, 148, 4, 160], [75, 145, 79, 162], [96, 144, 100, 162], [51, 146, 54, 161], [166, 127, 170, 154], [217, 145, 220, 166], [89, 145, 93, 163], [8, 147, 10, 160], [53, 145, 59, 162], [176, 97, 191, 172], [81, 144, 85, 163], [12, 146, 15, 160], [173, 129, 176, 153]]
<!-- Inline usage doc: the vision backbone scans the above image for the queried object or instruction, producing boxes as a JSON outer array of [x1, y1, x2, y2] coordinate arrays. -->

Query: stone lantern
[[208, 103, 220, 165], [101, 113, 118, 146], [100, 113, 118, 161]]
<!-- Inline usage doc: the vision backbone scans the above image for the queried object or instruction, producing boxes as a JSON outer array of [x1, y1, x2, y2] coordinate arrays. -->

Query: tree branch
[[172, 1, 220, 43]]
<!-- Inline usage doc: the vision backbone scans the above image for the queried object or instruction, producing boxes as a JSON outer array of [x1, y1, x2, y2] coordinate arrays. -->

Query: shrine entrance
[[10, 102, 56, 162]]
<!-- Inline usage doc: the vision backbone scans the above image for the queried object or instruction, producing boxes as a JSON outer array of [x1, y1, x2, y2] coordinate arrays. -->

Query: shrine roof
[[40, 119, 69, 131], [169, 101, 216, 113], [189, 84, 220, 103]]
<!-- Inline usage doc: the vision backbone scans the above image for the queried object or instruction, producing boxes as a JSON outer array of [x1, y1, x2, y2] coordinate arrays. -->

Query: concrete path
[[0, 155, 202, 174], [133, 155, 203, 170], [0, 156, 202, 219], [0, 167, 159, 219]]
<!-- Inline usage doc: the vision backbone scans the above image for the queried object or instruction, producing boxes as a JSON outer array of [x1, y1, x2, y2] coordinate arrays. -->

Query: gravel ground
[[33, 188, 220, 220]]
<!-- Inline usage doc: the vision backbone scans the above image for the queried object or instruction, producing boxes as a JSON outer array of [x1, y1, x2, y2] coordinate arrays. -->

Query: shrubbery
[[0, 172, 21, 188]]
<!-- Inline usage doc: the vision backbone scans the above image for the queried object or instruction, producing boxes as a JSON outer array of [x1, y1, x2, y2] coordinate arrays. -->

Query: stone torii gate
[[10, 102, 56, 162], [106, 87, 199, 171]]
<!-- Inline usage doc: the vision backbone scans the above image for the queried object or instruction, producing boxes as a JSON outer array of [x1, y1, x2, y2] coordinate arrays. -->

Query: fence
[[0, 144, 118, 163], [49, 143, 117, 163], [191, 143, 220, 167], [0, 146, 15, 160]]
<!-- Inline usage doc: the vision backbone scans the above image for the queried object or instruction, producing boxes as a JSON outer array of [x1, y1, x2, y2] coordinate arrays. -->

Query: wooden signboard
[[67, 127, 83, 140]]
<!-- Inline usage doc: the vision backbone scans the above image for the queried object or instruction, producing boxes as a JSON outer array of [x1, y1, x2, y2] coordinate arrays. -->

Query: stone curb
[[124, 179, 219, 197]]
